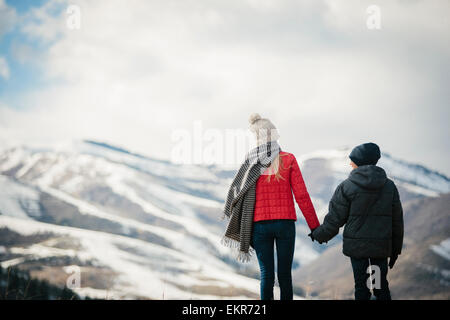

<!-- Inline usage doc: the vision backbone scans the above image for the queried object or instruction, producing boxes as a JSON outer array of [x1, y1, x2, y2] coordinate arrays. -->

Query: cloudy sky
[[0, 0, 449, 174]]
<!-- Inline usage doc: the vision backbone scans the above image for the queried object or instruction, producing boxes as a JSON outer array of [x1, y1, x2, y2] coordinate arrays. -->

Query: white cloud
[[0, 0, 449, 173], [0, 56, 10, 79]]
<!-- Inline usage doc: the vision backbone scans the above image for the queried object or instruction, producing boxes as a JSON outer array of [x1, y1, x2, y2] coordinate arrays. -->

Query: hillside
[[0, 140, 449, 299]]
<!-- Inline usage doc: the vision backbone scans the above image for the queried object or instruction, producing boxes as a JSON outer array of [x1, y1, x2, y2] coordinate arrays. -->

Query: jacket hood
[[349, 165, 387, 190]]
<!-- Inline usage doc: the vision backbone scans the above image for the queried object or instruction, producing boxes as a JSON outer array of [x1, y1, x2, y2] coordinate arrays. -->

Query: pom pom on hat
[[249, 113, 262, 125]]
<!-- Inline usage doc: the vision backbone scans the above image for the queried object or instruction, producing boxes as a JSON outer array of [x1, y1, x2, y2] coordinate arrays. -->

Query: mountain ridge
[[0, 139, 449, 299]]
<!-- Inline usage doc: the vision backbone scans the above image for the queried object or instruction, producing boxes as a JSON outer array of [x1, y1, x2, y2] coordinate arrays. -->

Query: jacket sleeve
[[312, 182, 350, 243], [290, 155, 320, 230], [392, 184, 404, 256]]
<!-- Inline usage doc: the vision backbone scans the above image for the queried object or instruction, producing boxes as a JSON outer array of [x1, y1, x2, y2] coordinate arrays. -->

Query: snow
[[0, 147, 26, 172], [38, 185, 184, 244], [1, 144, 235, 268], [401, 182, 439, 198], [0, 175, 41, 219], [0, 215, 264, 299], [1, 140, 448, 299], [72, 140, 220, 182], [15, 153, 42, 178], [72, 287, 122, 300], [430, 238, 450, 261], [5, 243, 83, 267], [1, 257, 26, 268], [379, 154, 450, 194], [297, 148, 350, 164]]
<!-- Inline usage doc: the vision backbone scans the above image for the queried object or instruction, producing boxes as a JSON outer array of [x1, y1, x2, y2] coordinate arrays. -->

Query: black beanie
[[349, 143, 381, 166]]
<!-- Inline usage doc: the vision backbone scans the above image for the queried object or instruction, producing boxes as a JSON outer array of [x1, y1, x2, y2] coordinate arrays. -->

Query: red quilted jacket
[[253, 152, 320, 230]]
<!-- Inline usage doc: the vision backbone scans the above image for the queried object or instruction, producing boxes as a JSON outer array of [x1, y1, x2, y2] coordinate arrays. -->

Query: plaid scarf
[[221, 141, 281, 262]]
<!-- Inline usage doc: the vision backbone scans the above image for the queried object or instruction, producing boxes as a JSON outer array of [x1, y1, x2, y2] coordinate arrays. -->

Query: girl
[[222, 113, 320, 300]]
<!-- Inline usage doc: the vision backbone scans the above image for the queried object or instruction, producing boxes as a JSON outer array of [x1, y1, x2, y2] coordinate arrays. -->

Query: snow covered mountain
[[0, 140, 259, 299], [0, 140, 449, 299]]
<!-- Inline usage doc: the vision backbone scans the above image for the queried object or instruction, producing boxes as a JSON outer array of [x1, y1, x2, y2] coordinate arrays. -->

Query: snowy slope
[[0, 175, 41, 219], [0, 140, 449, 299], [0, 146, 261, 298], [0, 214, 262, 299]]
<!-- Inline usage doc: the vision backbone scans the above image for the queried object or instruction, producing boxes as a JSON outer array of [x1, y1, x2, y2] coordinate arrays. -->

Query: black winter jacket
[[312, 165, 404, 258]]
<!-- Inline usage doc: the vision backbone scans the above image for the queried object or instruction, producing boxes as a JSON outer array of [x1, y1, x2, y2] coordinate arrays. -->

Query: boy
[[311, 143, 404, 300]]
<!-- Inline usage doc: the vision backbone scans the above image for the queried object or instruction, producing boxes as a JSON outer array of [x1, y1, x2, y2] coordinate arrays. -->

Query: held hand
[[308, 227, 317, 242], [309, 227, 327, 244]]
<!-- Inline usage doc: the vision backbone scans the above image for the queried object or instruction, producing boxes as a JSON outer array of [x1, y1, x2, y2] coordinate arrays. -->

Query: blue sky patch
[[5, 0, 48, 14]]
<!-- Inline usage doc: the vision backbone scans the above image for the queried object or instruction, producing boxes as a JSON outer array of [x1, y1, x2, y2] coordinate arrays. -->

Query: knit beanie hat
[[249, 113, 280, 146], [349, 143, 381, 166]]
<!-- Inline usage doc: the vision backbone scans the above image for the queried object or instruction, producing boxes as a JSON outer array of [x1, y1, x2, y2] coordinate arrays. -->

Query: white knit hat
[[248, 113, 280, 146]]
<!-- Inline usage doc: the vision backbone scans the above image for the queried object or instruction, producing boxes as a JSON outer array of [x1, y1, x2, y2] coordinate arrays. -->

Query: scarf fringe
[[220, 236, 241, 248], [220, 236, 254, 263], [236, 250, 252, 263]]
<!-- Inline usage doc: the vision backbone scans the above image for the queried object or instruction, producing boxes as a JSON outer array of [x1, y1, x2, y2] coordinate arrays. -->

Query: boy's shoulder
[[385, 178, 399, 193], [338, 175, 398, 195], [328, 179, 351, 198]]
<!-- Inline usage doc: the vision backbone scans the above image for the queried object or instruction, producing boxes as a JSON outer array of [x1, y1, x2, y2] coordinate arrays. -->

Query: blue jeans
[[251, 219, 296, 300]]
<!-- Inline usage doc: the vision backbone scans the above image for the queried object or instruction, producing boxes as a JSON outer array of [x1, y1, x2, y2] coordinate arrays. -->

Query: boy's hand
[[309, 228, 327, 244], [308, 227, 318, 242], [389, 255, 398, 269]]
